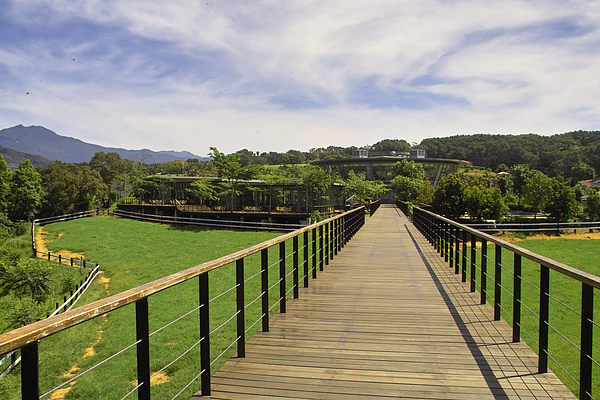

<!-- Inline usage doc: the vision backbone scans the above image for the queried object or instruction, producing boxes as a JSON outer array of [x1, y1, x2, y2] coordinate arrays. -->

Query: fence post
[[513, 254, 522, 342], [494, 244, 502, 321], [22, 341, 39, 400], [580, 282, 593, 400], [236, 259, 245, 358], [480, 239, 487, 305], [538, 265, 549, 373], [279, 241, 286, 313], [470, 235, 477, 292], [454, 227, 460, 275], [303, 231, 309, 287], [135, 298, 151, 400], [461, 230, 468, 282], [199, 272, 211, 396], [448, 224, 453, 267], [312, 228, 317, 279], [293, 236, 299, 299], [261, 249, 269, 333], [324, 221, 329, 266], [319, 225, 324, 271]]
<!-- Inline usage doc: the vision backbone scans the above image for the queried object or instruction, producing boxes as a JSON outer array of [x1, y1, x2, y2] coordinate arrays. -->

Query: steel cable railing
[[410, 205, 599, 400], [0, 206, 366, 399]]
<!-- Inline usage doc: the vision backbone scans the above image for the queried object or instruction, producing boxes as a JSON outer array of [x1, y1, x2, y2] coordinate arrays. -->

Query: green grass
[[457, 235, 600, 398], [1, 215, 304, 399]]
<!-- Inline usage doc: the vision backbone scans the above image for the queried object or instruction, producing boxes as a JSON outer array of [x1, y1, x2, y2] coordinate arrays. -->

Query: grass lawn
[[462, 233, 600, 399], [1, 215, 293, 400]]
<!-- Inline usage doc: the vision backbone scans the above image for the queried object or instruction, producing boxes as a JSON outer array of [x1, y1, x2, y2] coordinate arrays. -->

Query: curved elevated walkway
[[195, 204, 575, 399]]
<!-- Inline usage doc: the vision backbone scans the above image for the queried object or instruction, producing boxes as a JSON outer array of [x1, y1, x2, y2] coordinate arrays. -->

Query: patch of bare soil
[[496, 231, 600, 242], [35, 226, 85, 260]]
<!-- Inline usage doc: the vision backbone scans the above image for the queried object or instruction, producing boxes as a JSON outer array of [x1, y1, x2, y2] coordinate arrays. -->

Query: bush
[[0, 259, 53, 303]]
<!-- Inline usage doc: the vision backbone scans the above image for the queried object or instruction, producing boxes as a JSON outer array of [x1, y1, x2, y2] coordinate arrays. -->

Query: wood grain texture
[[195, 205, 575, 399]]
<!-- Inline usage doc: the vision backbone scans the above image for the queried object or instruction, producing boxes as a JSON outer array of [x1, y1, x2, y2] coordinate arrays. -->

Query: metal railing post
[[312, 227, 317, 279], [580, 283, 593, 400], [279, 241, 286, 313], [136, 298, 151, 400], [538, 265, 550, 373], [199, 273, 211, 396], [21, 341, 39, 400], [261, 249, 269, 332], [293, 236, 299, 298], [470, 235, 477, 293], [481, 239, 487, 305], [513, 253, 522, 342], [319, 225, 324, 271], [236, 259, 245, 358], [461, 230, 467, 282], [494, 244, 502, 321], [303, 231, 309, 287]]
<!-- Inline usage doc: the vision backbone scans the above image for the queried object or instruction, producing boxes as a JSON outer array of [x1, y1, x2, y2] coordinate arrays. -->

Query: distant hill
[[0, 146, 53, 170], [0, 125, 207, 164]]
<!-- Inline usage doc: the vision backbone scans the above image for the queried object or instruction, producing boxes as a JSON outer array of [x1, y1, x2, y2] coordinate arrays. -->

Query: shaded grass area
[[2, 215, 296, 399], [455, 235, 600, 398]]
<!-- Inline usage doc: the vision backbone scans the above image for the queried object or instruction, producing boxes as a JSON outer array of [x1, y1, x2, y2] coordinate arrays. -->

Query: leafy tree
[[511, 165, 534, 205], [585, 188, 600, 220], [40, 162, 108, 217], [543, 176, 577, 221], [393, 159, 428, 180], [432, 174, 467, 219], [523, 170, 552, 218], [7, 159, 44, 221], [0, 259, 53, 303], [0, 156, 11, 214], [185, 178, 218, 205], [342, 170, 388, 204], [464, 185, 508, 221], [289, 165, 332, 209], [570, 161, 596, 182], [90, 152, 127, 185], [209, 147, 257, 211], [4, 296, 47, 329], [391, 175, 420, 202], [370, 139, 410, 153]]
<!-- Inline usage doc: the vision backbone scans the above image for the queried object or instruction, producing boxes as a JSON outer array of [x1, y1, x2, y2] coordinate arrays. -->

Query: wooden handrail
[[414, 206, 600, 289], [0, 207, 364, 356]]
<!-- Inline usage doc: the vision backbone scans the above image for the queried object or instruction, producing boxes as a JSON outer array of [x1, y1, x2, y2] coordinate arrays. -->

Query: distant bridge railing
[[465, 221, 600, 233], [0, 207, 365, 399], [410, 206, 600, 400]]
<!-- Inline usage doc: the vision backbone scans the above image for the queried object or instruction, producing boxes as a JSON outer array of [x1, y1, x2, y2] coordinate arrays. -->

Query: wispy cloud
[[1, 0, 598, 155]]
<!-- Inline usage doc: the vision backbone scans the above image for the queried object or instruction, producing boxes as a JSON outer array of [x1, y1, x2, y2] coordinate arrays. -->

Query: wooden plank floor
[[193, 204, 575, 399]]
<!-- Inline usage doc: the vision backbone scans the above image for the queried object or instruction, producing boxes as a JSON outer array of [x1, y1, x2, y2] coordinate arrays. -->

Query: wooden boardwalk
[[195, 205, 576, 399]]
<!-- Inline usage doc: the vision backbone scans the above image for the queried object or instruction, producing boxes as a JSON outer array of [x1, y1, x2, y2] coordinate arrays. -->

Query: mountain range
[[0, 125, 207, 168]]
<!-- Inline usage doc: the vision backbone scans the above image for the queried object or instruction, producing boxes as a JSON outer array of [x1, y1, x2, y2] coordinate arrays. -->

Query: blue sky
[[1, 0, 599, 156]]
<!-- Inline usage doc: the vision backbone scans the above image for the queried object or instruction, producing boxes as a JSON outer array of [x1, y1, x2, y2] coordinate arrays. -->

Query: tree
[[370, 139, 410, 153], [391, 159, 430, 203], [523, 170, 551, 218], [0, 156, 12, 214], [464, 185, 508, 221], [185, 178, 218, 205], [585, 188, 600, 220], [90, 152, 126, 185], [432, 174, 467, 219], [209, 147, 257, 211], [7, 159, 44, 221], [543, 176, 577, 221], [393, 159, 428, 180], [342, 170, 388, 204], [391, 175, 420, 202], [0, 259, 53, 303]]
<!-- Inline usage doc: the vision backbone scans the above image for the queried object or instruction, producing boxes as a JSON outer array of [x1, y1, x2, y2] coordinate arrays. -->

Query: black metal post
[[580, 282, 594, 400], [261, 249, 269, 332], [494, 244, 502, 321], [538, 265, 549, 373], [312, 227, 317, 279], [303, 230, 309, 287], [461, 230, 467, 282], [481, 239, 487, 305], [319, 225, 324, 271], [199, 273, 211, 396], [293, 236, 299, 298], [324, 221, 329, 266], [448, 224, 453, 267], [21, 341, 39, 400], [513, 253, 522, 342], [279, 241, 286, 313], [136, 298, 151, 400], [454, 227, 460, 275], [236, 259, 245, 358], [470, 235, 477, 293]]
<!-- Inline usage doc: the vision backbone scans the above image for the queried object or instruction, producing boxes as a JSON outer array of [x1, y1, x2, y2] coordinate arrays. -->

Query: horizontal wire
[[245, 313, 266, 334], [210, 310, 240, 336], [210, 283, 239, 303], [152, 339, 202, 381], [170, 369, 203, 400], [150, 305, 201, 337], [41, 339, 141, 399], [210, 336, 241, 366]]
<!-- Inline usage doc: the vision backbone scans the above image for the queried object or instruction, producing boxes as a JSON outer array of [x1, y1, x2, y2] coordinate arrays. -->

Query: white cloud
[[1, 0, 598, 157]]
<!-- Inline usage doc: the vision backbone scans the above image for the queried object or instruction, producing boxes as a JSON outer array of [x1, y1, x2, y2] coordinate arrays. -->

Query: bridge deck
[[195, 205, 575, 399]]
